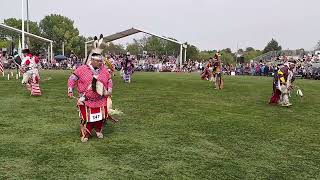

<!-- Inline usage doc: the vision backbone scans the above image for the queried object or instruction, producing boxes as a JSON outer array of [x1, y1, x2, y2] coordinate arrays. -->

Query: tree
[[198, 51, 213, 61], [237, 48, 244, 54], [245, 47, 255, 52], [69, 35, 86, 58], [295, 48, 305, 57], [164, 38, 180, 56], [144, 36, 165, 55], [220, 51, 236, 64], [314, 41, 320, 51], [186, 44, 199, 60], [0, 40, 9, 48], [126, 41, 142, 55], [125, 36, 183, 58], [244, 50, 263, 62], [2, 18, 44, 53], [40, 14, 80, 55], [4, 18, 42, 36], [104, 42, 125, 54], [204, 50, 217, 54], [222, 48, 232, 54], [197, 50, 216, 61], [263, 38, 282, 53]]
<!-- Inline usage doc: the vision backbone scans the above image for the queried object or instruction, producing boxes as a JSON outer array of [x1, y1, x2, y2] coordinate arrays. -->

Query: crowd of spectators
[[1, 50, 320, 80], [231, 55, 320, 80]]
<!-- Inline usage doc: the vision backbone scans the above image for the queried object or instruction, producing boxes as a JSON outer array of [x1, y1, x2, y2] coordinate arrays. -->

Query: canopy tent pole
[[18, 37, 22, 55], [184, 47, 187, 63], [50, 42, 53, 63], [47, 45, 50, 62], [62, 42, 64, 56], [26, 0, 29, 33], [85, 43, 88, 59], [179, 44, 183, 70], [26, 0, 30, 47], [21, 0, 25, 50]]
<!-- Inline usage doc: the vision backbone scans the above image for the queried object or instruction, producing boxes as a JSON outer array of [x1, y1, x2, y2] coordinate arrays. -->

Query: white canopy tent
[[0, 23, 53, 61], [85, 27, 187, 69]]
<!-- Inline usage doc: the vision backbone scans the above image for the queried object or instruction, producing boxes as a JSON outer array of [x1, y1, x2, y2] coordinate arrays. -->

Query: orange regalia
[[104, 57, 115, 75], [213, 52, 223, 89]]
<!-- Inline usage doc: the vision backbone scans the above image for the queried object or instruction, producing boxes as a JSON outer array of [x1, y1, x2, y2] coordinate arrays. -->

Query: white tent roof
[[0, 23, 52, 43], [85, 27, 183, 45]]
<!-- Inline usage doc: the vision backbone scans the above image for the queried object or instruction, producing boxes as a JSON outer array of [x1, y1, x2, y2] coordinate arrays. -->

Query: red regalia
[[21, 49, 41, 96], [68, 35, 113, 142]]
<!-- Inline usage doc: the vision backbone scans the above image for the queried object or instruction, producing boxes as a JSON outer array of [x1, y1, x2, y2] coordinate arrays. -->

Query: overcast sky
[[1, 0, 319, 51]]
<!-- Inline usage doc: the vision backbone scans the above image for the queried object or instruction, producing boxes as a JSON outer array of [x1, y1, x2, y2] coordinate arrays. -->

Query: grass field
[[0, 70, 319, 179]]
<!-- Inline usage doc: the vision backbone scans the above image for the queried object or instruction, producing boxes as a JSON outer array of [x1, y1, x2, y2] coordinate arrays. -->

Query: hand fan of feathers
[[94, 80, 123, 123], [293, 85, 303, 97], [296, 89, 303, 97]]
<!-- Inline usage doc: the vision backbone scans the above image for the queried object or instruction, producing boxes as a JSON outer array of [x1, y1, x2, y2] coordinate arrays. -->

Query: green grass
[[0, 70, 319, 179]]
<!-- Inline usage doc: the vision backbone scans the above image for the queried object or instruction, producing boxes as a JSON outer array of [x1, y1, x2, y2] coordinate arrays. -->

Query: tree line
[[0, 14, 290, 63]]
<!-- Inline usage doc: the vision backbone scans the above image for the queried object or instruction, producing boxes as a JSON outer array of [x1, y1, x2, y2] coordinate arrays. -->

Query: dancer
[[68, 35, 114, 142], [121, 53, 134, 83], [269, 61, 296, 106], [20, 49, 41, 96], [213, 52, 224, 89]]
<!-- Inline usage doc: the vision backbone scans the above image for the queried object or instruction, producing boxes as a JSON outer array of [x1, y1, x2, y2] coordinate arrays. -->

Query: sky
[[0, 0, 319, 51]]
